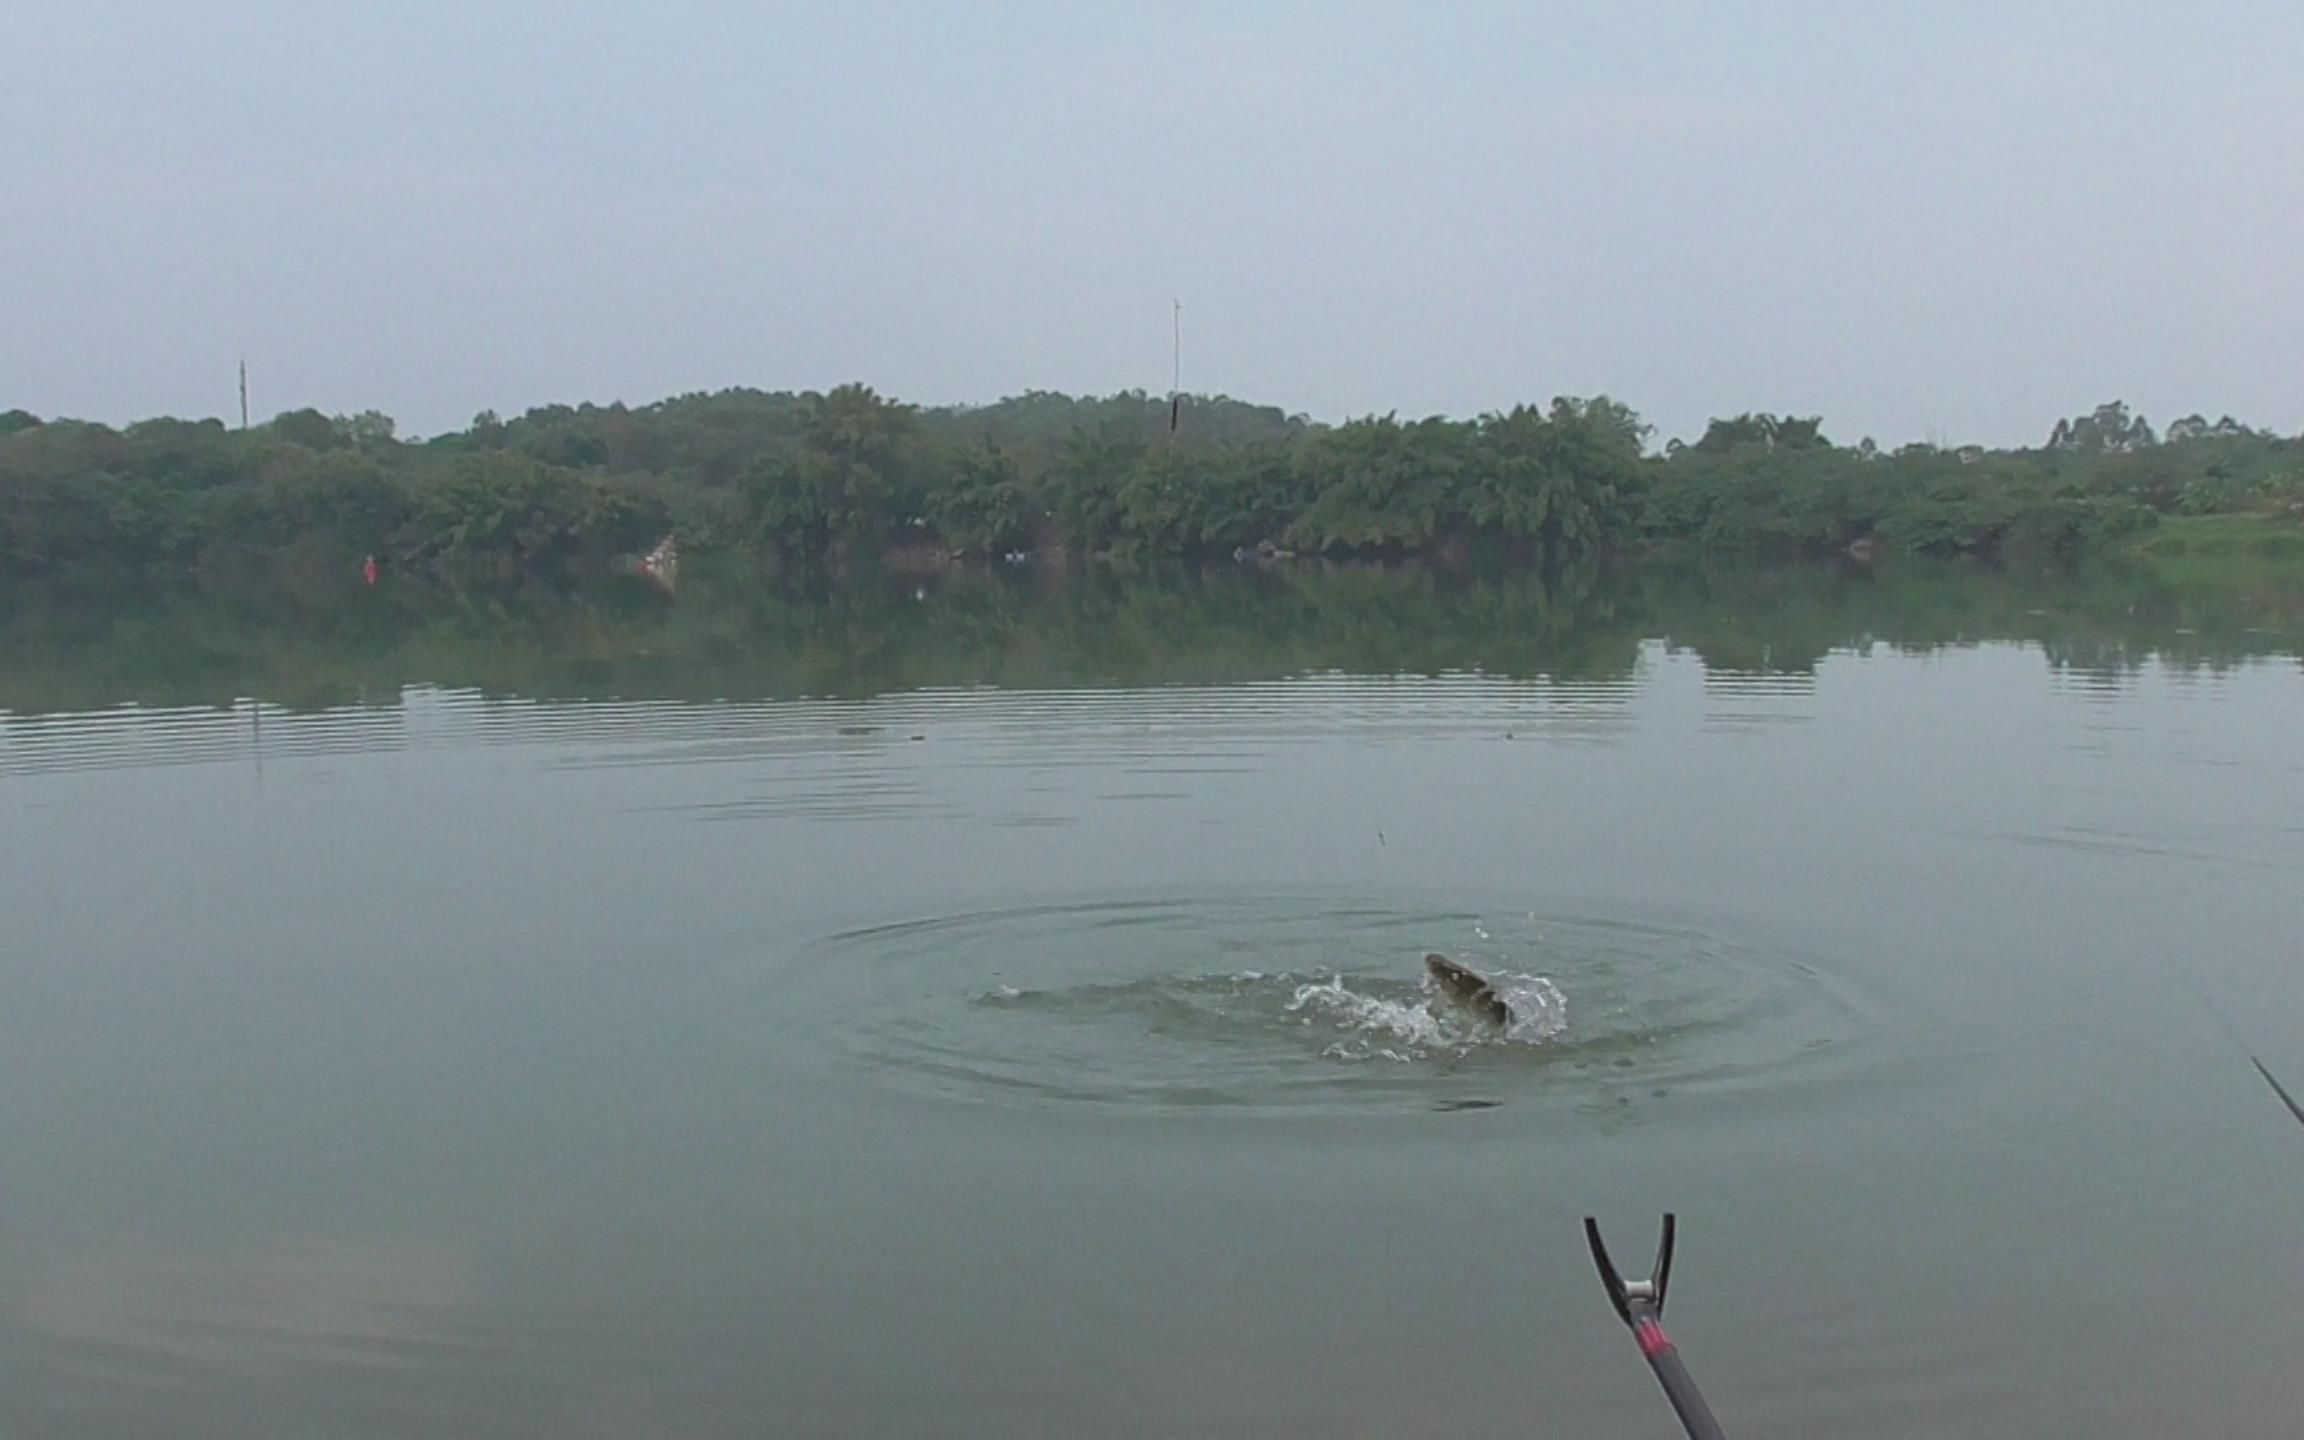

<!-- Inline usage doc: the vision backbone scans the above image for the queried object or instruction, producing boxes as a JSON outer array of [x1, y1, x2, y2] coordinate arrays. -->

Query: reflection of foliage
[[0, 558, 2296, 718], [6, 390, 2299, 578]]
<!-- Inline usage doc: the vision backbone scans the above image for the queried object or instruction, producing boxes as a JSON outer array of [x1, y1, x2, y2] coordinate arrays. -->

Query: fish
[[1424, 953, 1513, 1028]]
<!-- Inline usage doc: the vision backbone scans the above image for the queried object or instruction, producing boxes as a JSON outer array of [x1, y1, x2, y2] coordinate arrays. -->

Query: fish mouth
[[1424, 953, 1514, 1026]]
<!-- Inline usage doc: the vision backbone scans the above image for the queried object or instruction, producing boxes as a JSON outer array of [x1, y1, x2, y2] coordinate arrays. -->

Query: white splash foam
[[1287, 976, 1449, 1050], [1286, 971, 1569, 1061], [1494, 974, 1570, 1042]]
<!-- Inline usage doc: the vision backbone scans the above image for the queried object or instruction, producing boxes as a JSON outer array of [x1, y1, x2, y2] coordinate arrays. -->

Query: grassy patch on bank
[[2129, 512, 2304, 580]]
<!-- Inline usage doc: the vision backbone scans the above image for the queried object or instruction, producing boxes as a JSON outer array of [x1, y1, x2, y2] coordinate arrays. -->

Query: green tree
[[333, 410, 399, 450], [799, 382, 914, 546], [267, 408, 343, 451], [2047, 401, 2156, 454], [1289, 414, 1469, 553], [1043, 422, 1145, 553], [928, 442, 1032, 556]]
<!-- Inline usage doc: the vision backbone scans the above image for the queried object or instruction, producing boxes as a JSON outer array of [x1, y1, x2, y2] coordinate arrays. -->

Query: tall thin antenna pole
[[1169, 299, 1181, 434], [238, 359, 249, 431]]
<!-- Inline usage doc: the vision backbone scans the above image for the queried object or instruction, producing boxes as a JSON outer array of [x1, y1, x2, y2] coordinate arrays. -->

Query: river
[[2, 558, 2301, 1437]]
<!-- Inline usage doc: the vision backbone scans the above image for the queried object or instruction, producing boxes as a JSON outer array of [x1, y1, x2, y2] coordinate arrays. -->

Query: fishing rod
[[1577, 984, 2302, 1439], [2252, 1056, 2304, 1130], [2154, 937, 2304, 1137], [1585, 1214, 1729, 1440]]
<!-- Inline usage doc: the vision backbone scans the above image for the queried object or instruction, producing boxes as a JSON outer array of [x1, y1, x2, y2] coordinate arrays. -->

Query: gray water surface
[[3, 564, 2302, 1437]]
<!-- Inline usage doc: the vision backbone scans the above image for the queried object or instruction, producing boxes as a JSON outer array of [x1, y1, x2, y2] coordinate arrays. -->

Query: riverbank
[[4, 389, 2296, 579]]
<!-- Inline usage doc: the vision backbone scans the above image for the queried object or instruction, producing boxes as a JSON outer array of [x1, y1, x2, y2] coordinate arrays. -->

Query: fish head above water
[[1423, 952, 1513, 1027]]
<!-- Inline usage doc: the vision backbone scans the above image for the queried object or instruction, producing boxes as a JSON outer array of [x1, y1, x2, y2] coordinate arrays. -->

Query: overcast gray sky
[[5, 0, 2298, 447]]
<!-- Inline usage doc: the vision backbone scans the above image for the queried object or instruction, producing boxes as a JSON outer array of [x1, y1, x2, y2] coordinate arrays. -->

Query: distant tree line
[[1, 387, 2297, 576]]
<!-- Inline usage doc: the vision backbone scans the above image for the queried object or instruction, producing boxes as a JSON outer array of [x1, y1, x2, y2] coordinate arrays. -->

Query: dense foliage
[[2, 388, 2297, 577]]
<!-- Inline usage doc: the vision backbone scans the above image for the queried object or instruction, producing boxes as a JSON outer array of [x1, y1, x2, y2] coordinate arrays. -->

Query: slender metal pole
[[1169, 299, 1181, 434], [1621, 1299, 1728, 1440]]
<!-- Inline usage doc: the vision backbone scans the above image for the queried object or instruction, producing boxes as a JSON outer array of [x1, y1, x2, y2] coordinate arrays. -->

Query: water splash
[[720, 897, 1865, 1114], [1287, 975, 1451, 1056], [1284, 969, 1568, 1061]]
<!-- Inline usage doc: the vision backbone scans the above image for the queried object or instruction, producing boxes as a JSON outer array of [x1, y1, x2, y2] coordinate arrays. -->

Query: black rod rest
[[1583, 1214, 1728, 1440]]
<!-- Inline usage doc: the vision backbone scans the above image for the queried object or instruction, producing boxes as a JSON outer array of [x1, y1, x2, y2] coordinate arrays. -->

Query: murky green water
[[3, 560, 2302, 1437]]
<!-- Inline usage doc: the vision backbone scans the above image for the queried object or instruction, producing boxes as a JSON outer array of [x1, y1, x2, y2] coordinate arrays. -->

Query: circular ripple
[[731, 896, 1867, 1115]]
